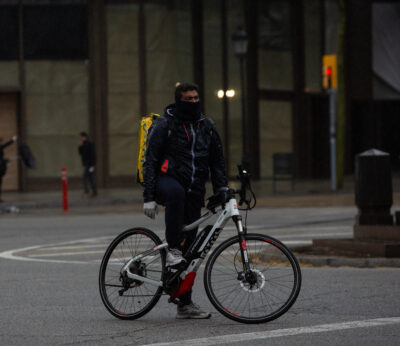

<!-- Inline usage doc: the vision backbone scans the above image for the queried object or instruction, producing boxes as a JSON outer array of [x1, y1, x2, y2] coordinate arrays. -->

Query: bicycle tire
[[204, 233, 301, 324], [99, 227, 166, 320]]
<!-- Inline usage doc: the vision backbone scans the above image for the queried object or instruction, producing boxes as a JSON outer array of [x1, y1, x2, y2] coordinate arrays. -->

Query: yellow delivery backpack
[[136, 113, 160, 184]]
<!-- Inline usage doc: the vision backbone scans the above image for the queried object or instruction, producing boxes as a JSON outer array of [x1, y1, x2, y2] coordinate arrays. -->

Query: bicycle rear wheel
[[204, 233, 301, 324], [99, 228, 166, 320]]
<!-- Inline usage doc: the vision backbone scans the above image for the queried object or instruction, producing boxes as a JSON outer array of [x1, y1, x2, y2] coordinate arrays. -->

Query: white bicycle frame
[[122, 197, 243, 288]]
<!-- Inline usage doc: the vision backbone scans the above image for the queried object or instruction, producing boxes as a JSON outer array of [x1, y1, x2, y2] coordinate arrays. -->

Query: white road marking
[[277, 232, 351, 238], [0, 237, 111, 264], [38, 244, 108, 251], [142, 317, 400, 346], [0, 247, 87, 264], [0, 238, 312, 264], [283, 240, 311, 246], [29, 250, 106, 257], [225, 225, 352, 232]]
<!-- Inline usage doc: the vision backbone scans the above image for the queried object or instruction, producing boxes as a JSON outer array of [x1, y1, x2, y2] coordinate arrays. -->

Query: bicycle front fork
[[232, 215, 251, 273]]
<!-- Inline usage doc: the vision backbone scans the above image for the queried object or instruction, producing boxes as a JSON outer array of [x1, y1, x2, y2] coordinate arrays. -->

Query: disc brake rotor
[[239, 269, 265, 293]]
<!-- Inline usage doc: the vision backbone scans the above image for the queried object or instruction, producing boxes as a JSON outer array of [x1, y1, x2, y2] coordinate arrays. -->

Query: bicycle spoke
[[205, 234, 301, 323], [99, 228, 165, 320]]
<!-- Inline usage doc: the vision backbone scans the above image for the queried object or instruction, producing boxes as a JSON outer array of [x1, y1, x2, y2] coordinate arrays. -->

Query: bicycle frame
[[100, 163, 301, 323], [122, 196, 248, 290]]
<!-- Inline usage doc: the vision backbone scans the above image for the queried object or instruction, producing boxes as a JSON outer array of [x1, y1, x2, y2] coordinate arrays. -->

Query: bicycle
[[99, 165, 302, 324]]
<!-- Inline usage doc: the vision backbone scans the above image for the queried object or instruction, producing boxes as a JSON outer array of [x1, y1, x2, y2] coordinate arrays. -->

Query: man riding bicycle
[[142, 82, 228, 319]]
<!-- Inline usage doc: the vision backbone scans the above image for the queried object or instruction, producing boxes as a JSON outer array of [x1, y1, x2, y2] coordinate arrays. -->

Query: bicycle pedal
[[168, 297, 184, 307]]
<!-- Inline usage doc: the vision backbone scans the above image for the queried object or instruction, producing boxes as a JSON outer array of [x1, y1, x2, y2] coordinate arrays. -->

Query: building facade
[[0, 0, 399, 191]]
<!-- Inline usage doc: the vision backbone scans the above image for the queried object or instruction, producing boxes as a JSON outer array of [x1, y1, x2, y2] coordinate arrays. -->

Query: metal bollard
[[61, 167, 68, 212]]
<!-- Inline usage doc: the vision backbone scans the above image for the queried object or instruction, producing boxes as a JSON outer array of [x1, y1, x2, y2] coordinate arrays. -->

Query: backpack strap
[[165, 115, 174, 137]]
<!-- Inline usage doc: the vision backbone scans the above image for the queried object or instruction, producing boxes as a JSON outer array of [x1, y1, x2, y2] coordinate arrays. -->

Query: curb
[[290, 244, 400, 268], [0, 197, 143, 212], [296, 254, 400, 268]]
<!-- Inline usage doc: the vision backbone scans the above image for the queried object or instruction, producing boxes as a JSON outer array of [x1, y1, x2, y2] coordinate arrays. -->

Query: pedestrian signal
[[322, 55, 337, 89]]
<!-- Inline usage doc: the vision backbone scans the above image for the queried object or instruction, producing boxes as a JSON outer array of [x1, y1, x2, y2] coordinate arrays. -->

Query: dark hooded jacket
[[143, 103, 228, 203], [78, 139, 96, 167], [0, 139, 14, 176]]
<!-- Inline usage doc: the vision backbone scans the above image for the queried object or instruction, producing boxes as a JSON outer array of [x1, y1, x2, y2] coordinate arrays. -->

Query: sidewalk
[[1, 187, 143, 211], [3, 175, 400, 210], [0, 178, 359, 211]]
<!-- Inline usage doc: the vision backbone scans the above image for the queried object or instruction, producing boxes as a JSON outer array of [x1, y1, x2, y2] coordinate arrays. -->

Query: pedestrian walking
[[0, 135, 17, 202], [78, 132, 97, 198]]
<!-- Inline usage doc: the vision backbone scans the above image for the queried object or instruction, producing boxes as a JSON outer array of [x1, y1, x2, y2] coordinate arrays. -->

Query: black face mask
[[175, 99, 201, 121]]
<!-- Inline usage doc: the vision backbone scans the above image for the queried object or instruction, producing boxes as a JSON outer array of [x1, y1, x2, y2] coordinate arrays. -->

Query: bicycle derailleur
[[118, 260, 147, 296]]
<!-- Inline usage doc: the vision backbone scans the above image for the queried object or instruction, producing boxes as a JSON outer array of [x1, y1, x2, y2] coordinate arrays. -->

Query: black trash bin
[[355, 148, 393, 225]]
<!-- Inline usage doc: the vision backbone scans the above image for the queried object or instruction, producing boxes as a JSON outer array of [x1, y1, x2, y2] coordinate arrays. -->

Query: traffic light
[[322, 55, 337, 89]]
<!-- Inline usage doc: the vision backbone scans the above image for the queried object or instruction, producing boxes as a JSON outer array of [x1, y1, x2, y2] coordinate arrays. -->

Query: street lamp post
[[232, 26, 249, 170]]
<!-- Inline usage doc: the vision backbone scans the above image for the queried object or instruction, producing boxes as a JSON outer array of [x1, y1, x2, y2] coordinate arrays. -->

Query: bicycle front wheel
[[99, 228, 166, 320], [204, 233, 301, 324]]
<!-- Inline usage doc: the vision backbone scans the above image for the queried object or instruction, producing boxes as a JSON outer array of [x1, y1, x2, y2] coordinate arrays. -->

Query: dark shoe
[[176, 302, 211, 319]]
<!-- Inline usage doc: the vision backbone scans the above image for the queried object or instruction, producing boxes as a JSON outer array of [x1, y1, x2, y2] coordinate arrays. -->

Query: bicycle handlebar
[[206, 164, 256, 211], [236, 164, 251, 206]]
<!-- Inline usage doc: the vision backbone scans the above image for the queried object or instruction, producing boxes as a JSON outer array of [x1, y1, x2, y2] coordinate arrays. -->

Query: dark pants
[[156, 175, 202, 250], [156, 175, 203, 305], [82, 167, 97, 195]]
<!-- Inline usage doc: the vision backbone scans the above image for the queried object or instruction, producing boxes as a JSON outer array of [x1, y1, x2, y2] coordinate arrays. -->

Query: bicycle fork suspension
[[232, 215, 251, 273]]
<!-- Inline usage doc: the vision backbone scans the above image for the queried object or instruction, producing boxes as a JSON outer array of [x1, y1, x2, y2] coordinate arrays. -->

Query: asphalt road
[[0, 206, 399, 345]]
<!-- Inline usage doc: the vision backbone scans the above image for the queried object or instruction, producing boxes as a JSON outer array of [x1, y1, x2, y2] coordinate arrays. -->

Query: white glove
[[144, 201, 158, 219]]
